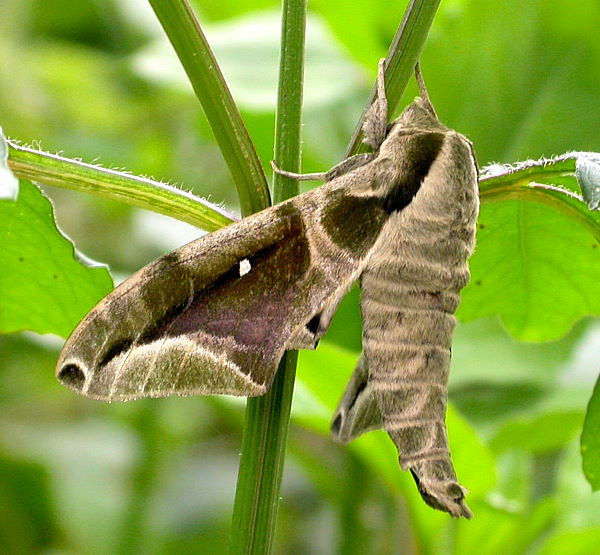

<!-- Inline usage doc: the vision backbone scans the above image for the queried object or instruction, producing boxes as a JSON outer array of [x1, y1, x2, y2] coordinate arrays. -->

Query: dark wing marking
[[382, 132, 444, 213]]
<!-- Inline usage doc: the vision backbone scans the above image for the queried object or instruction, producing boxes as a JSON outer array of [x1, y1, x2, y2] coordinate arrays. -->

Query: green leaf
[[480, 153, 600, 242], [296, 342, 358, 421], [0, 180, 112, 337], [8, 141, 235, 232], [0, 457, 60, 552], [454, 499, 556, 555], [459, 154, 600, 341], [446, 404, 496, 498], [539, 528, 600, 555], [581, 373, 600, 490], [490, 410, 583, 454], [460, 199, 600, 341]]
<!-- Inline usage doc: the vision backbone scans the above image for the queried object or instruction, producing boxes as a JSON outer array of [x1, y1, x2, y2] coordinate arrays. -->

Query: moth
[[56, 59, 478, 519]]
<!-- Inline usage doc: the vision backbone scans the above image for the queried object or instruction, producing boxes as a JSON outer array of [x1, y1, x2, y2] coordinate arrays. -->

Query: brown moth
[[56, 60, 478, 518]]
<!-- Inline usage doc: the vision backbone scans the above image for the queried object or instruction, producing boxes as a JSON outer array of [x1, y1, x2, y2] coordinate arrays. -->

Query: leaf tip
[[576, 154, 600, 210]]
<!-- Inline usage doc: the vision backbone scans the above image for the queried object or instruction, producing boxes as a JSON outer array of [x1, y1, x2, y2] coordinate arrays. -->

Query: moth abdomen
[[359, 212, 474, 517]]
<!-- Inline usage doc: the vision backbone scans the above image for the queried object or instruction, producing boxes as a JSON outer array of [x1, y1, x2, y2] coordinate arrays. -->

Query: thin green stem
[[346, 0, 441, 156], [7, 141, 234, 231], [148, 0, 270, 216], [230, 353, 299, 554], [229, 0, 306, 552]]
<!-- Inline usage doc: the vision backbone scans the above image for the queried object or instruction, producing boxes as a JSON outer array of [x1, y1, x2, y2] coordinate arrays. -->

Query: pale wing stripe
[[106, 343, 136, 399], [140, 277, 196, 392], [167, 347, 195, 393]]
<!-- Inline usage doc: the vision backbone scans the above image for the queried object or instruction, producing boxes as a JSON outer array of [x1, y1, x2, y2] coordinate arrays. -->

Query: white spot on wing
[[239, 258, 251, 276]]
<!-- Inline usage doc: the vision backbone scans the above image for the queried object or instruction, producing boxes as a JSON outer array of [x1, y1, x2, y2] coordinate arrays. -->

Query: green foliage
[[582, 374, 600, 490], [460, 154, 600, 341], [0, 457, 60, 552], [463, 200, 600, 340], [2, 0, 600, 553], [0, 179, 112, 336]]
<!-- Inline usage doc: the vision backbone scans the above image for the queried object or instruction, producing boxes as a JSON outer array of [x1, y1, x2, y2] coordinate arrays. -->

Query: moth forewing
[[56, 151, 396, 401]]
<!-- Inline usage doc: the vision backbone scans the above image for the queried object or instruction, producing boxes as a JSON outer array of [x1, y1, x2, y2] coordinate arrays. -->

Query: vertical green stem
[[345, 0, 441, 156], [272, 0, 306, 203], [229, 353, 299, 554], [229, 0, 306, 553]]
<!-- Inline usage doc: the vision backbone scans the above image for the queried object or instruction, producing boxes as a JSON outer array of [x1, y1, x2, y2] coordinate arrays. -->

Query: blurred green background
[[2, 0, 600, 553]]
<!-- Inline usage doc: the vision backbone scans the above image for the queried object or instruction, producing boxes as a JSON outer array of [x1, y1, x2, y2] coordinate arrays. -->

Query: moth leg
[[271, 59, 389, 184], [330, 354, 383, 443], [362, 58, 389, 150], [270, 161, 328, 181], [324, 153, 377, 180], [271, 154, 377, 184]]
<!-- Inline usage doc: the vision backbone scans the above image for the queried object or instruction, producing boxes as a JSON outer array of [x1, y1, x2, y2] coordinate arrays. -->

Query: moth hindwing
[[57, 60, 478, 519]]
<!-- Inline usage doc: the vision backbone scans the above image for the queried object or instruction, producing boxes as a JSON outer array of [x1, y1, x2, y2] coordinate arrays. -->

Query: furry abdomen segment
[[359, 130, 478, 517], [360, 234, 472, 516], [360, 277, 458, 466]]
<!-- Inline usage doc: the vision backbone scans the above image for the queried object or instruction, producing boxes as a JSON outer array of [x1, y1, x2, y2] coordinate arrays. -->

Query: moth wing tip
[[330, 411, 348, 443], [56, 359, 87, 392]]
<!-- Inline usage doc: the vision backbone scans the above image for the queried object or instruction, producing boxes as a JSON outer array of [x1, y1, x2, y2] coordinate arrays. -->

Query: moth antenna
[[414, 63, 437, 118]]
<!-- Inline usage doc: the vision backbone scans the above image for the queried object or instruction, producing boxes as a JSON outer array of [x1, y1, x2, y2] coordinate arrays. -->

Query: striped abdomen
[[361, 141, 478, 517]]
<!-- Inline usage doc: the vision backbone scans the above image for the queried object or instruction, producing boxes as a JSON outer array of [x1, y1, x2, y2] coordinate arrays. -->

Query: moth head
[[391, 64, 444, 132], [393, 97, 444, 132]]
